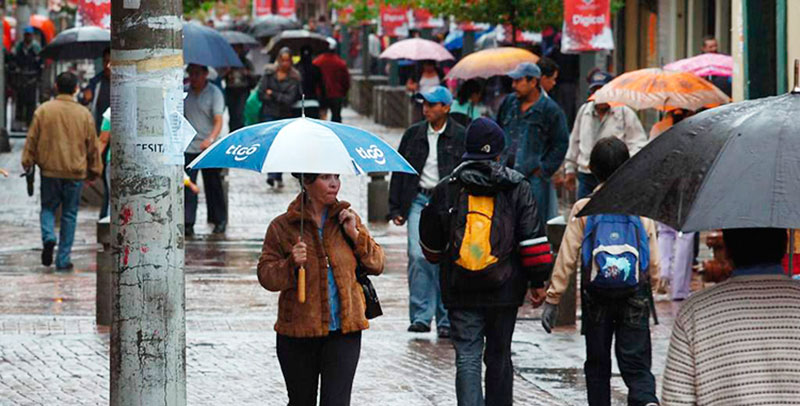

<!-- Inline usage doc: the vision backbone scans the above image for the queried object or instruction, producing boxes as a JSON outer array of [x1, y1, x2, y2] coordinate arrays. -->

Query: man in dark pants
[[389, 86, 465, 338], [184, 64, 226, 237], [420, 118, 553, 405], [223, 44, 254, 132]]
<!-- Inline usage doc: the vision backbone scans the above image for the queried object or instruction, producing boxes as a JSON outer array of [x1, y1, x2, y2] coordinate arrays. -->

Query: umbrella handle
[[297, 266, 306, 303]]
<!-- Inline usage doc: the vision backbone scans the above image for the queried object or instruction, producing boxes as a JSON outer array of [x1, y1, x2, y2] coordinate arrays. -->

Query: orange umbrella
[[445, 47, 539, 80], [29, 15, 55, 44], [593, 68, 730, 111]]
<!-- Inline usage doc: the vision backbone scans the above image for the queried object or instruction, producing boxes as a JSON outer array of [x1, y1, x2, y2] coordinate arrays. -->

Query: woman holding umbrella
[[257, 47, 301, 188], [257, 172, 384, 406]]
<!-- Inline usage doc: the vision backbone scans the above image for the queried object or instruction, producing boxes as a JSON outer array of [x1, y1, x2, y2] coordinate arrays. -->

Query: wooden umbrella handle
[[297, 266, 306, 303]]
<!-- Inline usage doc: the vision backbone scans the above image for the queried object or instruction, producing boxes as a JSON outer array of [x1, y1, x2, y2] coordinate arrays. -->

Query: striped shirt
[[662, 265, 800, 405]]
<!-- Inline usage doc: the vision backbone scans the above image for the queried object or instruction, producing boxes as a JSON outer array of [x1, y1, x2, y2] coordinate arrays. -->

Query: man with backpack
[[540, 137, 660, 406], [419, 118, 554, 405]]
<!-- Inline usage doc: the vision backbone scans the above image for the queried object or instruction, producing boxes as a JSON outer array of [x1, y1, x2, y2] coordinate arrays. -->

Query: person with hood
[[419, 118, 553, 405], [294, 45, 326, 119], [257, 47, 301, 188], [258, 172, 384, 406]]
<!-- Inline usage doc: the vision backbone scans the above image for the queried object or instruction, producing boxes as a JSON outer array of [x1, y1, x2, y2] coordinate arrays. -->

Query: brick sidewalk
[[0, 108, 680, 405]]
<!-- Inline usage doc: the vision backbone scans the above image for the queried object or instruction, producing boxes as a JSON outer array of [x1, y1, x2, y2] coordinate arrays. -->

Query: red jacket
[[313, 53, 351, 99]]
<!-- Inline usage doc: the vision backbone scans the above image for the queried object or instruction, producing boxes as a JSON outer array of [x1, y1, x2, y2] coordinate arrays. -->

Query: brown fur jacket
[[257, 194, 385, 337]]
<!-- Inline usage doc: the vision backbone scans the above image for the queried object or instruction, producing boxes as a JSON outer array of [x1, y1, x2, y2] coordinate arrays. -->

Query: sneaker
[[407, 322, 431, 333], [437, 326, 451, 339], [55, 263, 74, 272], [42, 241, 55, 266], [185, 225, 195, 238], [266, 178, 275, 187]]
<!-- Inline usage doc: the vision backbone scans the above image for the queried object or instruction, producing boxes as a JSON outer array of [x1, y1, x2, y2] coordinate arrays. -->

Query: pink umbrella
[[379, 38, 454, 62], [664, 53, 733, 77]]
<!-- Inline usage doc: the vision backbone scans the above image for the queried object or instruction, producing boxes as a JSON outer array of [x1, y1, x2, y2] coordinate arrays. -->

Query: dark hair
[[318, 15, 327, 23], [187, 63, 209, 73], [56, 72, 78, 95], [702, 35, 717, 43], [723, 228, 787, 267], [589, 137, 630, 182], [456, 79, 482, 104], [538, 56, 559, 78], [291, 173, 319, 186]]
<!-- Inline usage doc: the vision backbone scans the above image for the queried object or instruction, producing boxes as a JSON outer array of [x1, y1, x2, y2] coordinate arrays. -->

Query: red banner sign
[[380, 5, 407, 37], [561, 0, 614, 53], [276, 0, 295, 19], [78, 0, 110, 29], [254, 0, 271, 17]]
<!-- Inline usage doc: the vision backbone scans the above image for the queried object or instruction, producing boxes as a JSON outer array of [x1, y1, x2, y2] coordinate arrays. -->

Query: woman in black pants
[[257, 173, 385, 405]]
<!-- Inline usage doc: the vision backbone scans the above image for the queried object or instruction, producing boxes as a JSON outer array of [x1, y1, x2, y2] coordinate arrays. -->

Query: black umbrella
[[579, 85, 800, 232], [266, 29, 329, 59], [219, 30, 259, 49], [40, 26, 109, 60], [249, 15, 300, 39]]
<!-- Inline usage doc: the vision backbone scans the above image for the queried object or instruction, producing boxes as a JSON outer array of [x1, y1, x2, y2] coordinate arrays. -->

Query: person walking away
[[563, 71, 648, 199], [184, 64, 227, 237], [258, 173, 384, 406], [21, 72, 101, 271], [14, 26, 43, 129], [419, 118, 554, 405], [496, 62, 569, 226], [258, 47, 301, 188], [450, 79, 485, 126], [80, 48, 112, 218], [224, 44, 255, 132], [540, 137, 660, 406], [295, 46, 326, 119], [388, 86, 465, 338], [314, 39, 350, 123], [662, 228, 800, 405]]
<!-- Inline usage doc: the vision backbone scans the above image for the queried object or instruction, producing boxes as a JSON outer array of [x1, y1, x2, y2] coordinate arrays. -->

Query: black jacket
[[419, 160, 550, 309], [388, 118, 466, 219]]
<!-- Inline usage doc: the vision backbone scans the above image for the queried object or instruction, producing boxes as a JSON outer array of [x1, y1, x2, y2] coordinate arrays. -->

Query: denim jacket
[[496, 94, 569, 178]]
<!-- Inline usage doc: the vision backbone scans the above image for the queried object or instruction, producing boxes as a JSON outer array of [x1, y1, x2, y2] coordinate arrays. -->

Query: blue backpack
[[581, 214, 650, 298]]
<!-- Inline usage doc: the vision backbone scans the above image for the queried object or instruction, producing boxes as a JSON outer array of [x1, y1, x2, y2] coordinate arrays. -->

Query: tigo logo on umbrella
[[226, 144, 261, 162], [355, 145, 386, 165]]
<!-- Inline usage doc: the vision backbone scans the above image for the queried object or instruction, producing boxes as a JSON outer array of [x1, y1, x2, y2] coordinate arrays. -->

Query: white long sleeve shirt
[[564, 101, 648, 174]]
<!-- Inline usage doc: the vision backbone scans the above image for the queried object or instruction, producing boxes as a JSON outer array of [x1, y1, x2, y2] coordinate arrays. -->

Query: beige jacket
[[22, 95, 101, 180], [564, 101, 648, 174], [546, 197, 660, 305]]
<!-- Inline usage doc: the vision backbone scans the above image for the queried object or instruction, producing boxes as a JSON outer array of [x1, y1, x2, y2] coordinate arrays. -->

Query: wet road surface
[[0, 108, 692, 405]]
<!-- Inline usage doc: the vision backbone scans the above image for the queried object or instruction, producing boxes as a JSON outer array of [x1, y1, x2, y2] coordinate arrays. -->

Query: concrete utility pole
[[110, 0, 186, 404]]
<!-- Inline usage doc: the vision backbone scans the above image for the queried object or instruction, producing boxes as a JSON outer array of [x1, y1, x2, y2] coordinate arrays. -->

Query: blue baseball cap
[[588, 70, 614, 90], [507, 62, 541, 80], [23, 26, 35, 34], [414, 86, 453, 106], [462, 117, 505, 161]]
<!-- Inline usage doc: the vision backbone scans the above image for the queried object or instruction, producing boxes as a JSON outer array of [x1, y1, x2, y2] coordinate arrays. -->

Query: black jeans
[[449, 307, 518, 406], [184, 153, 227, 227], [225, 87, 250, 132], [324, 97, 344, 123], [277, 331, 361, 406], [583, 288, 658, 406]]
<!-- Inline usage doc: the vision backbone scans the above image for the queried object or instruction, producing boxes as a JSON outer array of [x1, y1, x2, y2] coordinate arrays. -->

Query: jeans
[[184, 153, 227, 227], [450, 307, 518, 406], [407, 193, 448, 328], [277, 331, 361, 406], [40, 176, 83, 268], [577, 172, 600, 200], [657, 223, 695, 300], [528, 174, 558, 227], [583, 288, 658, 406]]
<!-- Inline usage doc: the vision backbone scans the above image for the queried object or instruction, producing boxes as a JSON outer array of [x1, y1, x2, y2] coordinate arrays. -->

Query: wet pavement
[[0, 108, 695, 405]]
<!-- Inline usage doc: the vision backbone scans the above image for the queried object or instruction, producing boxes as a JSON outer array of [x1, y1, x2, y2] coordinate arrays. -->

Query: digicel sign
[[561, 0, 614, 53]]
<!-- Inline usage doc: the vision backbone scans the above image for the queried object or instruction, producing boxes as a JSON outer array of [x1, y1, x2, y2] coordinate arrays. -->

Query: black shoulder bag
[[342, 226, 383, 319]]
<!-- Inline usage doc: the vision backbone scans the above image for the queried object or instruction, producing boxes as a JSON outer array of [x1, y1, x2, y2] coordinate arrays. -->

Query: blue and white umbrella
[[187, 117, 417, 175]]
